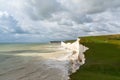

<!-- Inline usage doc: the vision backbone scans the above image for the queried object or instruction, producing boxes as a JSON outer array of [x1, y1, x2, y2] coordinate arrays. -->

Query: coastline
[[0, 39, 88, 80]]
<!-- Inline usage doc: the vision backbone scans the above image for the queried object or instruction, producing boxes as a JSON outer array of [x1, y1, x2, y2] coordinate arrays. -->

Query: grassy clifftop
[[70, 34, 120, 80]]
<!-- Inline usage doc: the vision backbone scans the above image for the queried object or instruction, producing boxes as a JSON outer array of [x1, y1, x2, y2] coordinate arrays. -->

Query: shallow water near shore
[[0, 43, 88, 80], [0, 43, 71, 80]]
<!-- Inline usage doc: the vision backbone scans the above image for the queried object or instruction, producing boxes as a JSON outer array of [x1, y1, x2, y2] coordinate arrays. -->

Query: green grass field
[[70, 35, 120, 80]]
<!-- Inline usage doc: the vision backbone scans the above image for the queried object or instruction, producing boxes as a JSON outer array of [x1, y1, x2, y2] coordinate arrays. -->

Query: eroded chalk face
[[73, 50, 77, 54], [61, 38, 88, 73]]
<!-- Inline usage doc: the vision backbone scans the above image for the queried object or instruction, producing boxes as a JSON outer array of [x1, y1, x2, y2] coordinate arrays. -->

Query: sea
[[0, 42, 88, 80], [0, 43, 70, 80]]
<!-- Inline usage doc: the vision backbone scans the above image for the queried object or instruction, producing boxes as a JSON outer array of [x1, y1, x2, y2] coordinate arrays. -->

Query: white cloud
[[25, 0, 63, 20], [59, 0, 120, 14], [0, 0, 120, 42]]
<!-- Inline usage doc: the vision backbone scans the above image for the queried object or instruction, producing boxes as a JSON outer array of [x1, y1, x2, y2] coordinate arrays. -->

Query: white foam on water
[[0, 39, 88, 80], [43, 38, 89, 80]]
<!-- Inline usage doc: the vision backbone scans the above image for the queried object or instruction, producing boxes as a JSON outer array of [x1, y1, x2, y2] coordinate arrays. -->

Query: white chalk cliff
[[61, 38, 89, 73]]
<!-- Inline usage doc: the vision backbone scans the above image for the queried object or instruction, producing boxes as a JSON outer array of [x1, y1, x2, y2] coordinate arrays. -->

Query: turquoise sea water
[[0, 42, 87, 80], [0, 43, 69, 80], [0, 43, 61, 64], [0, 43, 61, 53]]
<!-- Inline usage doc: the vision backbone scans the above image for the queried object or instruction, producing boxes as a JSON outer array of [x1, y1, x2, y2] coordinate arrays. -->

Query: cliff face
[[61, 38, 89, 73]]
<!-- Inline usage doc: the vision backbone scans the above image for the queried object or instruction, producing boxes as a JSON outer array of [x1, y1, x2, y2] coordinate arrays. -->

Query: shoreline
[[0, 39, 88, 80], [15, 39, 89, 80]]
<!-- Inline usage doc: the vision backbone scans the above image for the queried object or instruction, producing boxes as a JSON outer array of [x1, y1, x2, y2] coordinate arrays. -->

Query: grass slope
[[70, 34, 120, 80]]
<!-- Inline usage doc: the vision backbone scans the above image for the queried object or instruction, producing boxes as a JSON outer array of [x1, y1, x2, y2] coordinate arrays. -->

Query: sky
[[0, 0, 120, 42]]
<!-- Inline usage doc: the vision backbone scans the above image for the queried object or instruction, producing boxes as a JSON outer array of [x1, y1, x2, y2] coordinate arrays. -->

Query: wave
[[44, 38, 89, 80], [0, 39, 88, 80]]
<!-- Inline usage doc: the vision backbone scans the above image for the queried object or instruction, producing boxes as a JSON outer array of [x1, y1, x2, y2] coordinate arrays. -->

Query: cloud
[[0, 11, 25, 34], [59, 0, 120, 14], [25, 0, 63, 20], [0, 0, 120, 42]]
